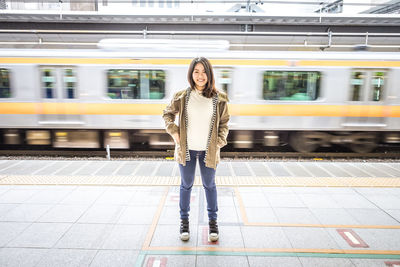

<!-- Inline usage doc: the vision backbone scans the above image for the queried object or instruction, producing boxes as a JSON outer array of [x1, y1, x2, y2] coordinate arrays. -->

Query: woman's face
[[192, 63, 208, 90]]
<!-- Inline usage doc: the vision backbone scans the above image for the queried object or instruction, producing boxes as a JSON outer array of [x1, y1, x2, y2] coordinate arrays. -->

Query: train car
[[0, 47, 399, 152]]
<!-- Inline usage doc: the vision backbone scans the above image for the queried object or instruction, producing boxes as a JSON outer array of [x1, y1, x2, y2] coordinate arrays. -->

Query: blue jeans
[[179, 150, 218, 221]]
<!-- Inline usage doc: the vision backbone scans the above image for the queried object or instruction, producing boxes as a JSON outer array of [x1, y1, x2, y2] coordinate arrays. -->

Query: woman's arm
[[162, 93, 180, 144], [217, 102, 230, 148]]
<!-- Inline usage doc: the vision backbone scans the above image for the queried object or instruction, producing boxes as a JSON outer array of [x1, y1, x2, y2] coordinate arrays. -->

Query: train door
[[343, 69, 387, 128], [37, 66, 83, 125], [214, 68, 232, 98]]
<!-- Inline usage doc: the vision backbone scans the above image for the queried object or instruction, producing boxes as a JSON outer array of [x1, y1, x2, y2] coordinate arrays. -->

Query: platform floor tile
[[128, 191, 164, 206], [366, 195, 400, 209], [340, 163, 373, 177], [211, 205, 241, 224], [359, 163, 395, 177], [355, 187, 395, 195], [0, 161, 24, 175], [384, 188, 400, 196], [274, 207, 321, 224], [239, 192, 269, 207], [266, 193, 306, 208], [93, 190, 135, 205], [0, 189, 41, 203], [301, 162, 333, 177], [196, 255, 249, 267], [6, 222, 71, 248], [261, 186, 293, 194], [35, 248, 97, 267], [0, 203, 54, 222], [310, 208, 360, 225], [0, 187, 8, 197], [351, 258, 400, 267], [241, 226, 292, 249], [155, 162, 175, 177], [329, 194, 378, 209], [283, 227, 341, 250], [346, 208, 400, 225], [74, 162, 106, 176], [290, 187, 329, 194], [11, 161, 49, 176], [25, 189, 73, 204], [77, 204, 124, 224], [386, 209, 400, 222], [299, 257, 355, 267], [318, 162, 354, 177], [218, 196, 237, 208], [0, 248, 48, 267], [0, 203, 18, 218], [247, 162, 272, 176], [101, 225, 148, 250], [117, 206, 158, 225], [54, 223, 114, 249], [90, 250, 140, 267], [245, 207, 279, 223], [298, 193, 342, 209], [324, 187, 358, 194], [34, 161, 68, 176], [36, 204, 89, 223], [248, 256, 302, 267], [0, 222, 30, 247]]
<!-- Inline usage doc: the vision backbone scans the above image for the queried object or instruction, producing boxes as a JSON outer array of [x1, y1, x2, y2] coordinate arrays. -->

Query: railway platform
[[0, 158, 400, 266]]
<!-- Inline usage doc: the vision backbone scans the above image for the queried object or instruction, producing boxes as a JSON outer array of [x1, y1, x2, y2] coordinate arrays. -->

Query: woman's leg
[[178, 150, 197, 220], [198, 151, 218, 221]]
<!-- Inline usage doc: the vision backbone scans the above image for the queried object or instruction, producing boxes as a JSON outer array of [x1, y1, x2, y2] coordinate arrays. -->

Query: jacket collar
[[178, 87, 228, 103]]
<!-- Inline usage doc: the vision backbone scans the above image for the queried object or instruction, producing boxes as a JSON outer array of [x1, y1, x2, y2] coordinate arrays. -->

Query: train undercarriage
[[1, 129, 400, 153]]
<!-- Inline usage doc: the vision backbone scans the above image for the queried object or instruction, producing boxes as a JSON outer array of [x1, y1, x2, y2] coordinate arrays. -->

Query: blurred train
[[0, 47, 399, 153]]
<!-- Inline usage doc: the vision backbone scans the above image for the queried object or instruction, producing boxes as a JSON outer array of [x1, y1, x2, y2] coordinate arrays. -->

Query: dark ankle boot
[[180, 219, 190, 241], [209, 220, 219, 242]]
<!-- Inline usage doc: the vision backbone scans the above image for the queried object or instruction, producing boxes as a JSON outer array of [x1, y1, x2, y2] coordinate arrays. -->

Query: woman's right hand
[[172, 133, 180, 145]]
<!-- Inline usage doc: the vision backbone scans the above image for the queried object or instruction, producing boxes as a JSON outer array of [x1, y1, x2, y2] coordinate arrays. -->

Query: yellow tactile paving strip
[[0, 175, 399, 187]]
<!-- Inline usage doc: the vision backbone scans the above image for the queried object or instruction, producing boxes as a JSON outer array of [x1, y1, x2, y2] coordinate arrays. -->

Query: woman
[[162, 57, 230, 242]]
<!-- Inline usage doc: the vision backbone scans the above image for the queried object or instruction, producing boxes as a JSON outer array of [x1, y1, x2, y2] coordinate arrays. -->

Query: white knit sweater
[[187, 89, 213, 151]]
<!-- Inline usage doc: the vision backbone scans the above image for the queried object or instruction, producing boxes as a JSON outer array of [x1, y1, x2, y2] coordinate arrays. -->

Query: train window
[[0, 68, 11, 98], [350, 71, 365, 101], [63, 69, 76, 99], [371, 71, 385, 101], [41, 69, 56, 98], [215, 69, 232, 96], [263, 71, 320, 100], [107, 69, 165, 99]]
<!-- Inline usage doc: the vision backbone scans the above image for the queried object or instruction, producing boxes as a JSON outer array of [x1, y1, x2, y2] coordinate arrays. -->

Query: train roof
[[1, 48, 400, 61]]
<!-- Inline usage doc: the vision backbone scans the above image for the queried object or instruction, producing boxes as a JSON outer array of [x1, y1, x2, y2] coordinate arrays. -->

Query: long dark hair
[[187, 57, 217, 98]]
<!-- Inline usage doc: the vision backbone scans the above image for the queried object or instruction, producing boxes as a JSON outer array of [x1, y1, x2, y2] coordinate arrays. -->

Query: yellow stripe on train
[[1, 57, 400, 67], [1, 103, 400, 117]]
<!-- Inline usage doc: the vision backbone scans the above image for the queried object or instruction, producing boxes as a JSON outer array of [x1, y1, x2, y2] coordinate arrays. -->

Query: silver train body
[[0, 49, 399, 152]]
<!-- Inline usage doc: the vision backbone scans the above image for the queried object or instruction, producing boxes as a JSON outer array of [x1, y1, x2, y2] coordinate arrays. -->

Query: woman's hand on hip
[[173, 133, 180, 145]]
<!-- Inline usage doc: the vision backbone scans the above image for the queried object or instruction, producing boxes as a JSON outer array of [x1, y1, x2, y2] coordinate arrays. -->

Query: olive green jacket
[[162, 87, 230, 169]]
